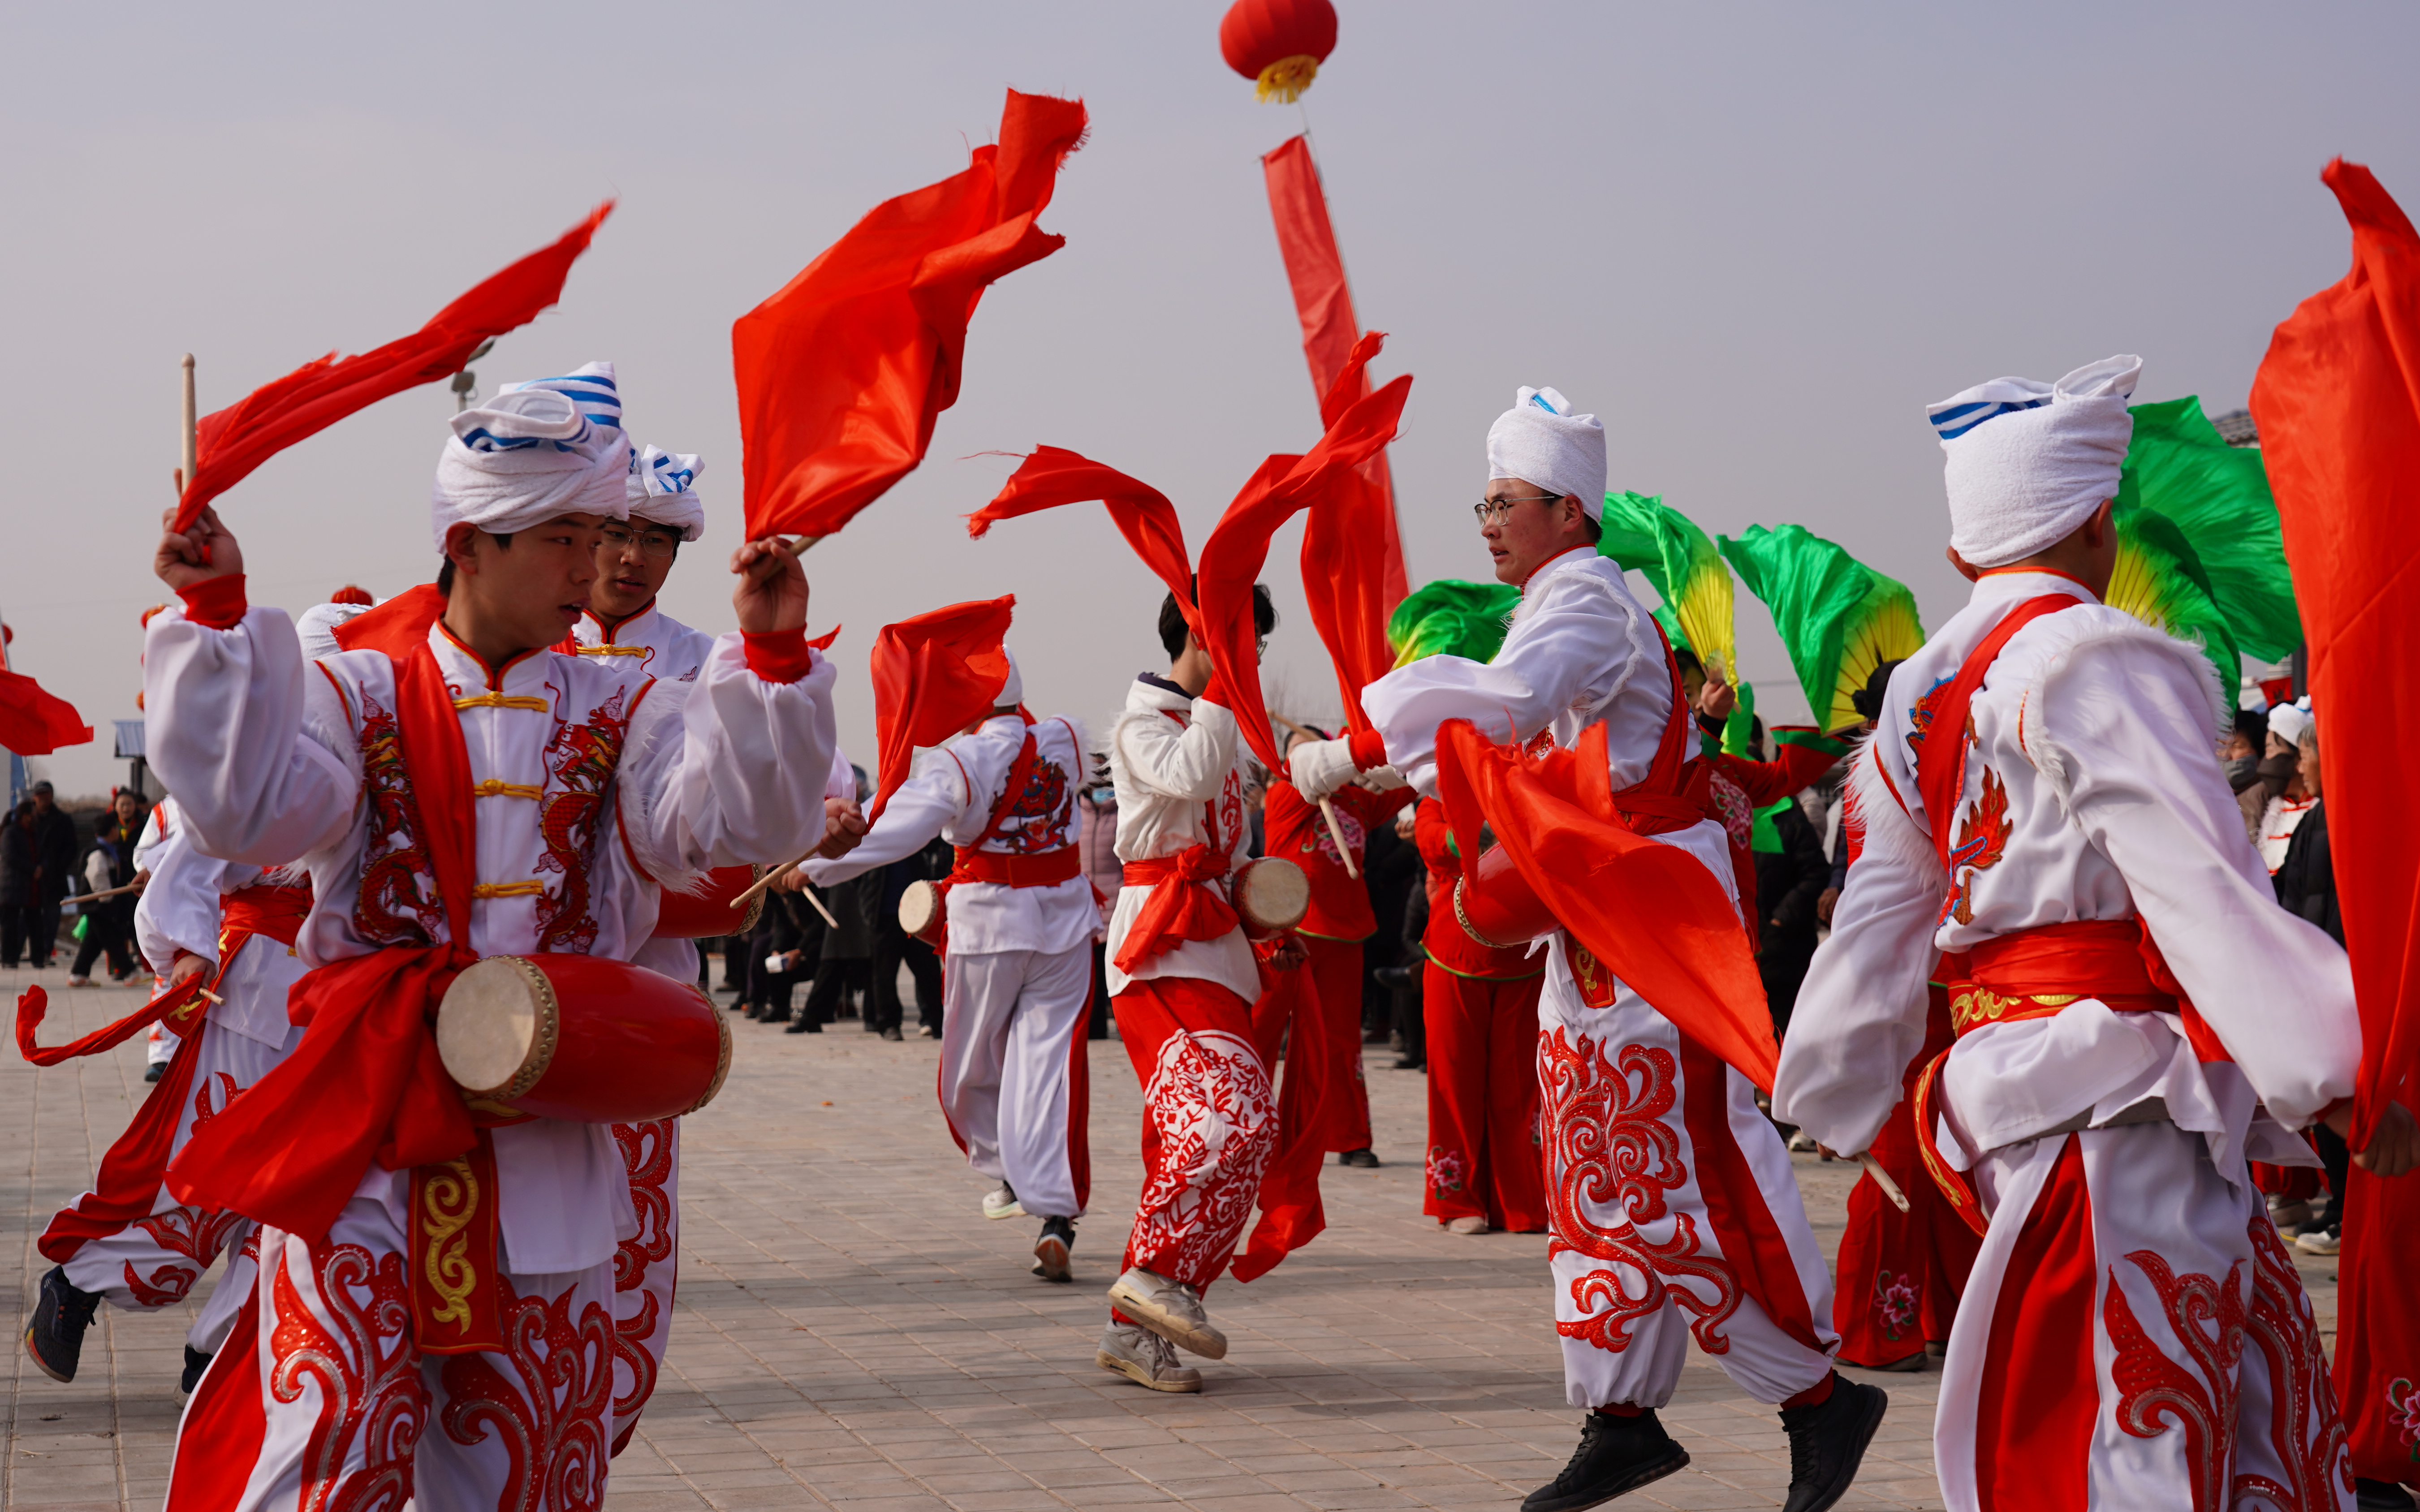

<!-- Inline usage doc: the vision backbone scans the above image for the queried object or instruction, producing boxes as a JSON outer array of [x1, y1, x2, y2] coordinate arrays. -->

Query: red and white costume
[[1776, 570, 2360, 1510], [807, 710, 1098, 1217], [44, 822, 310, 1356], [1365, 545, 1840, 1410], [1103, 675, 1278, 1297]]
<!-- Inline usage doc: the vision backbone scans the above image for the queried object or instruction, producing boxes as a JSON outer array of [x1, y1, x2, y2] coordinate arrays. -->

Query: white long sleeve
[[133, 827, 231, 971], [1113, 697, 1239, 821], [805, 750, 969, 886], [622, 633, 839, 877]]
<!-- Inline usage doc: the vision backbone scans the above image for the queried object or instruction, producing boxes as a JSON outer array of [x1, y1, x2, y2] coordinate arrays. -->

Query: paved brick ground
[[4, 964, 2344, 1511]]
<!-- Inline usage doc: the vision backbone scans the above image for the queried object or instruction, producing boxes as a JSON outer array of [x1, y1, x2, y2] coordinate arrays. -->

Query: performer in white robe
[[144, 364, 836, 1512], [803, 651, 1099, 1282], [1297, 387, 1880, 1512], [1776, 355, 2364, 1512]]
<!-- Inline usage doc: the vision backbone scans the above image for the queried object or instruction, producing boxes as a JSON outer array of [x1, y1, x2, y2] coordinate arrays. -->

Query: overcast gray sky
[[7, 1, 2416, 798]]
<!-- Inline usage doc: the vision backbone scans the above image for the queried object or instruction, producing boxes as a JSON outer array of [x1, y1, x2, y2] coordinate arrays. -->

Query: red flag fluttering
[[1435, 719, 1780, 1091], [734, 91, 1087, 543], [1198, 374, 1411, 775], [0, 669, 92, 756], [2249, 158, 2420, 1149], [172, 203, 614, 534], [1297, 332, 1405, 738], [866, 597, 1017, 825], [968, 448, 1199, 639], [1263, 135, 1408, 611]]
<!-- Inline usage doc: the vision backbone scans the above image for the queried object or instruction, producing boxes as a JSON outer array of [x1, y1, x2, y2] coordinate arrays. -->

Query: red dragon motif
[[2105, 1248, 2248, 1512], [439, 1276, 616, 1512], [2234, 1215, 2354, 1508], [1941, 765, 2010, 926], [608, 1120, 676, 1430], [268, 1240, 426, 1512], [1538, 1030, 1742, 1355], [354, 690, 445, 947], [125, 1204, 250, 1306], [532, 685, 632, 954], [992, 742, 1074, 854]]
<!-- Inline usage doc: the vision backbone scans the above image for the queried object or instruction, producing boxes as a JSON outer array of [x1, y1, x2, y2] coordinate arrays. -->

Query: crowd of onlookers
[[0, 782, 150, 984]]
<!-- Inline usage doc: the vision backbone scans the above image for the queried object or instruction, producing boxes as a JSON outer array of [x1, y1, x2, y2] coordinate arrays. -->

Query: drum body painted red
[[1454, 843, 1557, 950], [651, 864, 764, 939], [436, 953, 731, 1124]]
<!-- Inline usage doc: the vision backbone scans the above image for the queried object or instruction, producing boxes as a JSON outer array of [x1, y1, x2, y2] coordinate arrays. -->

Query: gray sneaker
[[980, 1183, 1024, 1221], [1108, 1266, 1227, 1360], [1096, 1321, 1201, 1393]]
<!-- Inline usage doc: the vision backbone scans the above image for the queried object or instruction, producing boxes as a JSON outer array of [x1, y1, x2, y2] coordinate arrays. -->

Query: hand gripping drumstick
[[728, 856, 841, 931], [1268, 714, 1360, 881]]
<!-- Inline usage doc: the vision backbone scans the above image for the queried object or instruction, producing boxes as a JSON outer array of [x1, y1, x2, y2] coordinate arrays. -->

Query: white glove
[[1353, 763, 1409, 792], [1286, 737, 1359, 803]]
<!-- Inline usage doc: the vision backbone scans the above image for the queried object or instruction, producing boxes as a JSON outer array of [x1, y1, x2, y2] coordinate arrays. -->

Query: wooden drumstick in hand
[[1858, 1152, 1911, 1213]]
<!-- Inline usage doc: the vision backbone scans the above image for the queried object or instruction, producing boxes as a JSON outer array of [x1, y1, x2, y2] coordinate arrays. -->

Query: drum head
[[436, 956, 558, 1098], [897, 879, 943, 937], [1238, 856, 1310, 932]]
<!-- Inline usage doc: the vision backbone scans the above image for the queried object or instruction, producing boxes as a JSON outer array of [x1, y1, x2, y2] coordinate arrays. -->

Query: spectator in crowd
[[1077, 756, 1122, 1041], [21, 781, 77, 968], [1359, 793, 1420, 1051], [67, 791, 147, 986], [867, 840, 945, 1042], [2217, 706, 2270, 839], [1746, 724, 1831, 1039], [2272, 717, 2348, 1257], [749, 881, 821, 1025], [1, 799, 39, 966], [2254, 703, 2317, 875], [794, 871, 877, 1033]]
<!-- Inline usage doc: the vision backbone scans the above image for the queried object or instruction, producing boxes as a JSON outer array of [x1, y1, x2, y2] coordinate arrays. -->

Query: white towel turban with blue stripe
[[1928, 354, 2140, 569], [1486, 386, 1607, 521], [625, 444, 706, 542], [431, 361, 630, 552]]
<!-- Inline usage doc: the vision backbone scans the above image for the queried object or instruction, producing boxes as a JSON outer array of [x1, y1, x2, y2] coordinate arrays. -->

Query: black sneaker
[[1522, 1410, 1689, 1511], [1779, 1374, 1888, 1512], [179, 1345, 211, 1395], [1339, 1148, 1381, 1168], [880, 1026, 904, 1042], [2355, 1478, 2418, 1511], [785, 1015, 820, 1034], [1033, 1215, 1075, 1283], [24, 1266, 102, 1383], [144, 1063, 166, 1083]]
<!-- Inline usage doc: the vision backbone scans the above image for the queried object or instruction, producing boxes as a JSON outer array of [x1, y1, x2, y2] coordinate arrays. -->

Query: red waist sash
[[223, 881, 311, 951], [1113, 843, 1237, 973], [1937, 918, 2183, 1038], [951, 844, 1082, 889]]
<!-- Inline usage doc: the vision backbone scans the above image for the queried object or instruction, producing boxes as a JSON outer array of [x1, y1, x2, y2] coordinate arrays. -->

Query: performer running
[[802, 649, 1099, 1284], [1096, 585, 1293, 1395], [1293, 386, 1879, 1512], [1776, 355, 2372, 1511], [143, 366, 836, 1509]]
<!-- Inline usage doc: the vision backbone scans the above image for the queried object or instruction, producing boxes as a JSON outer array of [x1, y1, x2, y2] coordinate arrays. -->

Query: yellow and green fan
[[1718, 523, 1924, 734], [2105, 506, 2240, 694], [2114, 396, 2300, 664], [1387, 578, 1520, 666], [1598, 491, 1736, 682]]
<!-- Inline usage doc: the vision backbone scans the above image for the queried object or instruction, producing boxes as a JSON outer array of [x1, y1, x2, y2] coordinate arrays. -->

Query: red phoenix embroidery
[[995, 747, 1075, 854], [1941, 765, 2010, 926], [354, 689, 446, 948], [533, 684, 632, 955], [268, 1241, 426, 1512], [1539, 1030, 1742, 1355], [2105, 1249, 2248, 1512], [439, 1276, 617, 1512], [1128, 1029, 1278, 1284], [2233, 1215, 2355, 1506]]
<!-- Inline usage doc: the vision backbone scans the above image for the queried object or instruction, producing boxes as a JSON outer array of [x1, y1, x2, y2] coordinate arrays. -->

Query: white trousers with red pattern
[[608, 1118, 678, 1456], [1539, 938, 1839, 1410], [1937, 1123, 2353, 1512], [167, 1186, 620, 1512]]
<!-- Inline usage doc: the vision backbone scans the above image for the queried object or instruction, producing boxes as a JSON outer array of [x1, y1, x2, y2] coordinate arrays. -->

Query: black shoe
[[743, 1003, 764, 1021], [24, 1266, 102, 1383], [144, 1063, 166, 1083], [1338, 1148, 1381, 1168], [1375, 965, 1417, 988], [179, 1345, 211, 1395], [2356, 1478, 2419, 1511], [920, 1025, 942, 1039], [1033, 1215, 1076, 1283], [1394, 1056, 1425, 1071], [880, 1025, 904, 1042], [786, 1015, 820, 1034], [1779, 1375, 1887, 1512], [1522, 1410, 1689, 1511]]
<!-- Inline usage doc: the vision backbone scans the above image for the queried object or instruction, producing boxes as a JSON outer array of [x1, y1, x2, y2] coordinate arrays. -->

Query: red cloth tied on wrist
[[1347, 728, 1387, 771], [1113, 843, 1238, 973], [742, 628, 816, 684], [178, 574, 249, 630]]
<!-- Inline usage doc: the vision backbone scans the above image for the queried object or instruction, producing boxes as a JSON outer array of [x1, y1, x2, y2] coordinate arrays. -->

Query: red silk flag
[[968, 447, 1202, 641], [1298, 331, 1404, 737], [2249, 158, 2420, 1147], [1262, 134, 1408, 610], [1434, 718, 1780, 1091], [1198, 373, 1411, 776], [172, 203, 613, 533], [0, 668, 92, 755], [734, 91, 1087, 543], [866, 597, 1016, 824]]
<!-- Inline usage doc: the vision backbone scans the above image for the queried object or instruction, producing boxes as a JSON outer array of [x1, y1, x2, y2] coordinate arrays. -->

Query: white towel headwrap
[[1929, 354, 2141, 569], [1486, 386, 1607, 521], [296, 600, 374, 660], [995, 648, 1023, 709], [431, 361, 631, 552], [625, 445, 706, 542]]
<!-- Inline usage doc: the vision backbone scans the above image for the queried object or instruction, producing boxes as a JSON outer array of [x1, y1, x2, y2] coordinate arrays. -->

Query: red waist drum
[[652, 865, 766, 939], [1453, 843, 1556, 950], [436, 953, 732, 1123], [897, 879, 950, 948], [1234, 856, 1309, 939]]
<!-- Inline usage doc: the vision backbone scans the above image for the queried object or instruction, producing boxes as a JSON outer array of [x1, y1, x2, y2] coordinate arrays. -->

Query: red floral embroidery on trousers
[[609, 1120, 675, 1424], [2105, 1249, 2248, 1512], [268, 1241, 426, 1512], [2235, 1216, 2355, 1508], [439, 1276, 616, 1512], [1128, 1030, 1277, 1282], [1539, 1030, 1743, 1355]]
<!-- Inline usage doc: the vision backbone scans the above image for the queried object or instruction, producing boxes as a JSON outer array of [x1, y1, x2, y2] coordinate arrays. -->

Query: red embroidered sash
[[1911, 593, 2076, 870], [1113, 844, 1238, 973], [947, 729, 1080, 889]]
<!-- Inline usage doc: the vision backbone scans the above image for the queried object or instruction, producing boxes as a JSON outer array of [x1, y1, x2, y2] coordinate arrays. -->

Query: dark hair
[[1158, 579, 1275, 662], [1673, 646, 1704, 679], [2231, 708, 2269, 746], [1849, 658, 1905, 723], [1579, 510, 1602, 545], [436, 530, 511, 595]]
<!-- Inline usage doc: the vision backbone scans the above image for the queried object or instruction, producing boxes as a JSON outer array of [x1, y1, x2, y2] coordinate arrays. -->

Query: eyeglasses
[[600, 526, 681, 559], [1472, 493, 1565, 524]]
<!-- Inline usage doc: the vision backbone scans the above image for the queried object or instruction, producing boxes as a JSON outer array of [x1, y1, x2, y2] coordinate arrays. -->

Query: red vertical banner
[[1261, 135, 1409, 611]]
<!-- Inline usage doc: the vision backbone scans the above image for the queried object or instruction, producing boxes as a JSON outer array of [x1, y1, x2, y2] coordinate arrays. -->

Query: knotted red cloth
[[1113, 845, 1239, 975]]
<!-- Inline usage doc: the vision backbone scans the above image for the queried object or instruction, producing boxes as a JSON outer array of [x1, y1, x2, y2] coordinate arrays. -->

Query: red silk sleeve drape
[[734, 91, 1087, 543], [172, 203, 613, 534], [866, 597, 1016, 823], [2250, 157, 2420, 1146], [1298, 332, 1404, 738], [967, 448, 1199, 640]]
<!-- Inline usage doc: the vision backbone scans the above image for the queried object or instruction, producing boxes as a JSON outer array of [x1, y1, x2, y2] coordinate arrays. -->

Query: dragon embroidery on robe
[[533, 684, 632, 954], [354, 689, 446, 947], [1941, 765, 2010, 926]]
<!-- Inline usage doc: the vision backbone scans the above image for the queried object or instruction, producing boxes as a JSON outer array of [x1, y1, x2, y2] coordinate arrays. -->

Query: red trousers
[[1420, 964, 1547, 1232], [2335, 1158, 2420, 1481], [1235, 948, 1332, 1282], [1832, 984, 1979, 1368], [1110, 975, 1278, 1296]]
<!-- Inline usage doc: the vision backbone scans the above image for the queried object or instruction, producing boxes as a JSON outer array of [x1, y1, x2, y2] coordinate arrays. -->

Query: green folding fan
[[1717, 522, 1924, 734], [1387, 578, 1521, 666], [1598, 491, 1735, 683], [2115, 396, 2300, 663]]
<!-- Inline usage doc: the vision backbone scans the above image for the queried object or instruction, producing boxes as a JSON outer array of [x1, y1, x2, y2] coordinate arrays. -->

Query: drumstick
[[67, 883, 142, 907], [731, 851, 813, 910], [798, 884, 840, 930], [1858, 1152, 1911, 1214], [1267, 712, 1362, 882]]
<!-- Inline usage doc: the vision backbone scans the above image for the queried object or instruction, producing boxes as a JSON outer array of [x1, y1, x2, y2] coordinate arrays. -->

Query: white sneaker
[[1788, 1130, 1819, 1154], [980, 1183, 1024, 1221], [2295, 1227, 2342, 1256], [1107, 1266, 1228, 1360], [1096, 1322, 1201, 1393], [1446, 1215, 1490, 1236]]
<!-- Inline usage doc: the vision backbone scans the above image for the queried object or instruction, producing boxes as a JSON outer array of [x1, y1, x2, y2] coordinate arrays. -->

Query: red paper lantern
[[1220, 0, 1338, 104]]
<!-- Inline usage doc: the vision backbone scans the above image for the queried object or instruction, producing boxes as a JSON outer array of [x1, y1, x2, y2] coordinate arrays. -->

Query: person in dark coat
[[1754, 795, 1830, 1039], [867, 838, 949, 1041], [2272, 722, 2350, 1251], [23, 782, 78, 968], [1, 800, 40, 967], [791, 872, 876, 1034], [69, 792, 147, 984], [749, 885, 821, 1024]]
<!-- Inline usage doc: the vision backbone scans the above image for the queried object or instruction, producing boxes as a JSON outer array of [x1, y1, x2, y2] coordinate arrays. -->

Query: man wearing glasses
[[1291, 388, 1880, 1512]]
